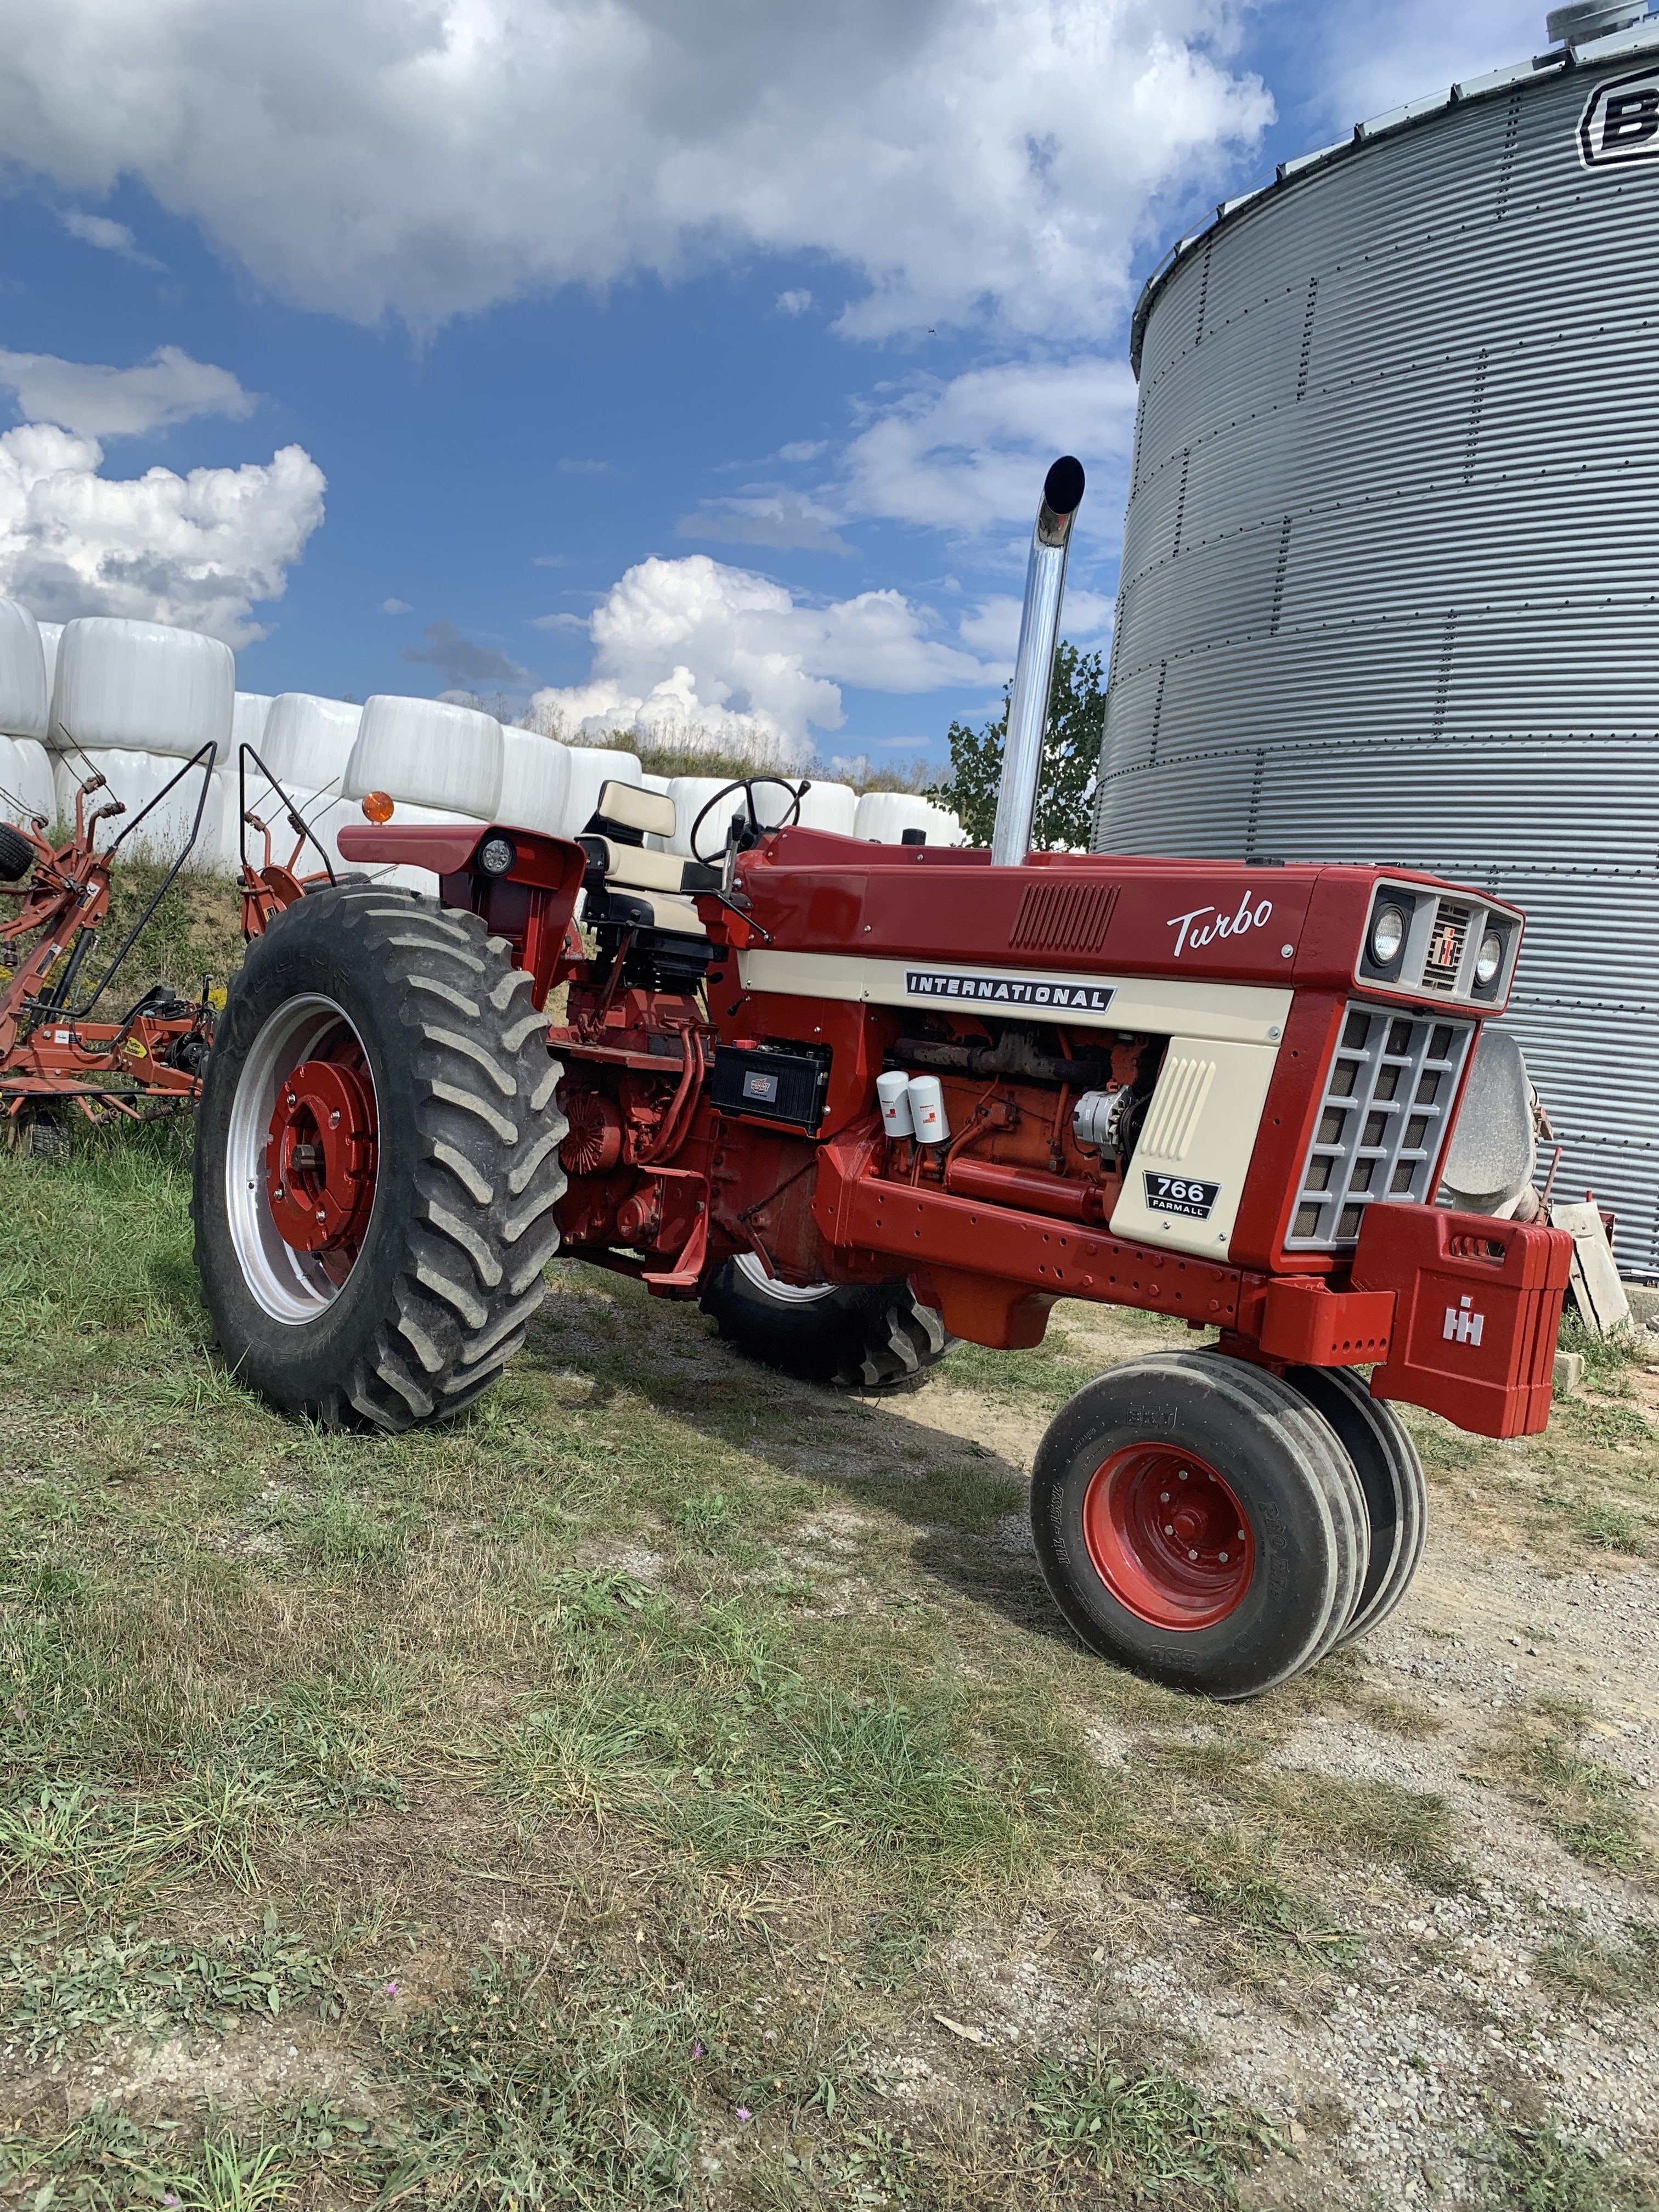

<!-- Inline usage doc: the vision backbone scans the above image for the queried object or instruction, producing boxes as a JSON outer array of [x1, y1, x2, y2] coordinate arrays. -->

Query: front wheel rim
[[225, 994, 380, 1323], [1081, 1444, 1255, 1630], [733, 1252, 837, 1306]]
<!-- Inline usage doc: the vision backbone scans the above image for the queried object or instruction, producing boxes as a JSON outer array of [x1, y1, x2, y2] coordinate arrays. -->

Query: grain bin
[[1094, 5, 1659, 1276]]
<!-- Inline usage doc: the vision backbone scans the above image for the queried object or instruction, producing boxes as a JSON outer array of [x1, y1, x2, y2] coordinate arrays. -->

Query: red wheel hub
[[1081, 1445, 1255, 1630], [264, 1050, 377, 1265]]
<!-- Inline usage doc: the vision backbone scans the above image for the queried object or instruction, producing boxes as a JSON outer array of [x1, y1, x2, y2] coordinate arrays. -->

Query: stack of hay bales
[[0, 602, 57, 832]]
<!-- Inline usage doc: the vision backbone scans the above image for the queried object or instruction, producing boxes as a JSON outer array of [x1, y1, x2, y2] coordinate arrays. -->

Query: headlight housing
[[1475, 930, 1503, 989], [1368, 902, 1407, 968], [478, 833, 517, 877]]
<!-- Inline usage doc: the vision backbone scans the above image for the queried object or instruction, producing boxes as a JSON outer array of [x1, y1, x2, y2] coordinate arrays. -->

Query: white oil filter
[[906, 1073, 949, 1145], [877, 1068, 915, 1137]]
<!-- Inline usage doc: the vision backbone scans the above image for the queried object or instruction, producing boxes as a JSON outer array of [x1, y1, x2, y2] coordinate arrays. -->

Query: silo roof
[[1129, 12, 1659, 377]]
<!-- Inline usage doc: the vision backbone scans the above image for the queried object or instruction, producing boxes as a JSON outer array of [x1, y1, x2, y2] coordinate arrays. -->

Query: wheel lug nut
[[1237, 1530, 1245, 1542], [1177, 1471, 1188, 1483], [1163, 1523, 1174, 1536], [1219, 1550, 1229, 1563], [1160, 1491, 1170, 1504], [1187, 1548, 1198, 1561]]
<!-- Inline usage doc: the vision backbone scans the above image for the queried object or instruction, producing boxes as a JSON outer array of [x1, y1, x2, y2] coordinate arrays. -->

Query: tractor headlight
[[1368, 902, 1407, 967], [478, 834, 517, 878], [1475, 929, 1503, 989]]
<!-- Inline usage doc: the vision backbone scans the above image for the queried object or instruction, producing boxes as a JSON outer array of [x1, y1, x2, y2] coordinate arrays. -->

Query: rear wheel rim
[[733, 1252, 837, 1306], [1081, 1444, 1255, 1630], [225, 994, 380, 1323]]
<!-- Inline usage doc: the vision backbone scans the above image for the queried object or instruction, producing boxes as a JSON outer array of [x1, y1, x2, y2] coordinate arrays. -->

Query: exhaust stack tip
[[1042, 455, 1086, 517]]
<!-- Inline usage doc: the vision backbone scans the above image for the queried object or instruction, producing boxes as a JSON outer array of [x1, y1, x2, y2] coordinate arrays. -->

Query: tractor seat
[[578, 780, 718, 941]]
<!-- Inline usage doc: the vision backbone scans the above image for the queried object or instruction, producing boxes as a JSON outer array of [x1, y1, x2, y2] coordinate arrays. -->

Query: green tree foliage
[[926, 640, 1105, 850]]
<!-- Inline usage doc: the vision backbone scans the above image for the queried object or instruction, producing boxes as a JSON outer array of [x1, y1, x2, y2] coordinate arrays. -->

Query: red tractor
[[191, 461, 1570, 1699]]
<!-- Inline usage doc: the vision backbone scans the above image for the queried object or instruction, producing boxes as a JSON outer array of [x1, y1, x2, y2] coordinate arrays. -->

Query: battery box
[[710, 1041, 831, 1133]]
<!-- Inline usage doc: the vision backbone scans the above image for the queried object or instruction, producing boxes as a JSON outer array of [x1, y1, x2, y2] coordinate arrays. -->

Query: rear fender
[[336, 821, 588, 1008]]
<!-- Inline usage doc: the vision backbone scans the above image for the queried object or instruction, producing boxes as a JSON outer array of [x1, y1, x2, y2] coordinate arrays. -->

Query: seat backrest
[[595, 778, 676, 843]]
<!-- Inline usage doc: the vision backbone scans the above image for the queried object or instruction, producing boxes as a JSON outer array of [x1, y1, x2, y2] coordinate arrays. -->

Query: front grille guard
[[1287, 1004, 1474, 1251]]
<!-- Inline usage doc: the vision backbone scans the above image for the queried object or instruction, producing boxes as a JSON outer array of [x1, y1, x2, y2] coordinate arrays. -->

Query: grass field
[[2, 878, 1658, 2208]]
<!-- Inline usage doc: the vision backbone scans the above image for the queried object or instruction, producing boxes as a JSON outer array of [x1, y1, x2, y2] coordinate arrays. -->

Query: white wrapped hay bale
[[667, 774, 744, 857], [2, 738, 55, 828], [345, 696, 503, 816], [262, 693, 360, 793], [563, 747, 641, 839], [50, 747, 224, 862], [232, 692, 276, 758], [37, 623, 62, 705], [853, 791, 963, 845], [792, 780, 857, 836], [50, 618, 235, 761], [0, 601, 50, 741], [498, 726, 572, 836]]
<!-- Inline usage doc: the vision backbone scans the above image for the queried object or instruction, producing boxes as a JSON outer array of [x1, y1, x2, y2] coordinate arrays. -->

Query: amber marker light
[[362, 791, 394, 822]]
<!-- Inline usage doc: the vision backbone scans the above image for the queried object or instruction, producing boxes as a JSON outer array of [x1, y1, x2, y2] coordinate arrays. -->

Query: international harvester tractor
[[193, 461, 1571, 1699]]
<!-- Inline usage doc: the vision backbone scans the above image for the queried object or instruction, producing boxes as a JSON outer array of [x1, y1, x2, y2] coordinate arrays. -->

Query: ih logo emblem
[[1578, 65, 1659, 170], [1443, 1294, 1485, 1347]]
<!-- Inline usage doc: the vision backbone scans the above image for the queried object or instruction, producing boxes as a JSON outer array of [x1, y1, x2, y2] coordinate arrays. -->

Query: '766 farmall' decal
[[1166, 893, 1276, 958]]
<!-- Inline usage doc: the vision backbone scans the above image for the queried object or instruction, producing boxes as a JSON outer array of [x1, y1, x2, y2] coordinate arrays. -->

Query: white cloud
[[1307, 2, 1542, 127], [777, 439, 826, 462], [0, 421, 325, 646], [677, 491, 851, 554], [0, 345, 254, 439], [59, 209, 165, 269], [957, 586, 1114, 663], [0, 2, 1271, 335], [842, 357, 1139, 535], [380, 595, 412, 613], [775, 289, 813, 316], [531, 552, 990, 760]]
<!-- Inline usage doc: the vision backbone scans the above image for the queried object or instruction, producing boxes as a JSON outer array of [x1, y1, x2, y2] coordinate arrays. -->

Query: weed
[[1024, 2047, 1280, 2196], [1537, 1922, 1659, 2007], [1466, 2112, 1659, 2210], [673, 1487, 740, 1545], [1479, 1712, 1649, 1873], [0, 1913, 341, 2059]]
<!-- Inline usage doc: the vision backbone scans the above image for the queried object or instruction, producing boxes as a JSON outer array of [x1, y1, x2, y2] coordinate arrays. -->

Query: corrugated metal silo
[[1094, 7, 1659, 1275]]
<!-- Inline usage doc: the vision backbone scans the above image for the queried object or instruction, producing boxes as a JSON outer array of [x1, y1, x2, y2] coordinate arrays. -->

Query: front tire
[[1031, 1350, 1369, 1700], [700, 1254, 952, 1390], [193, 884, 566, 1430]]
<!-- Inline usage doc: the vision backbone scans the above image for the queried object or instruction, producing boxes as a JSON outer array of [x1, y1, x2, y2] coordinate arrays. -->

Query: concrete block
[[1624, 1281, 1659, 1326], [1553, 1349, 1585, 1395]]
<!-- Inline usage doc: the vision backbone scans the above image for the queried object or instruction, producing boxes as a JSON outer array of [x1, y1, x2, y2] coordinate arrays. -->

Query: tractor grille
[[1009, 878, 1119, 952], [1286, 1005, 1473, 1250], [1421, 900, 1472, 994]]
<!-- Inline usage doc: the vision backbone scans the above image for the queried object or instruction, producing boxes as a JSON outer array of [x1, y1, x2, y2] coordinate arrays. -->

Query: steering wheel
[[689, 776, 807, 865]]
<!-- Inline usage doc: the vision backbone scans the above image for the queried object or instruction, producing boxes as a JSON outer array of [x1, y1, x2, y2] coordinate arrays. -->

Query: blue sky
[[0, 0, 1549, 771]]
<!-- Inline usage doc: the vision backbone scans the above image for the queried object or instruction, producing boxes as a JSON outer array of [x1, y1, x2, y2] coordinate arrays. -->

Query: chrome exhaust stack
[[990, 454, 1085, 866]]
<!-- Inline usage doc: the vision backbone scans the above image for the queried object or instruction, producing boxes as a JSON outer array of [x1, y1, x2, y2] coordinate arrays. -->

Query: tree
[[926, 640, 1105, 850]]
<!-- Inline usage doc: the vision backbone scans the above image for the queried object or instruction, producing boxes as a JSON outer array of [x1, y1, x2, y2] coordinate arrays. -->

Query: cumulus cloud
[[380, 595, 412, 613], [676, 492, 851, 555], [775, 289, 813, 316], [957, 586, 1114, 664], [0, 1, 1271, 334], [403, 620, 529, 686], [0, 422, 325, 646], [59, 209, 165, 270], [531, 552, 991, 759], [0, 345, 254, 440], [842, 357, 1139, 536]]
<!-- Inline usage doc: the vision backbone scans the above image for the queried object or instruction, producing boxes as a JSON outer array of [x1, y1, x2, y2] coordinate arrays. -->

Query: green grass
[[1477, 1707, 1651, 1876], [0, 1118, 1647, 2203]]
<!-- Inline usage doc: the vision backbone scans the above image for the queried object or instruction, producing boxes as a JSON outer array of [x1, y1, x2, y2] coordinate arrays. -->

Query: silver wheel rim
[[734, 1251, 837, 1306], [225, 994, 378, 1324]]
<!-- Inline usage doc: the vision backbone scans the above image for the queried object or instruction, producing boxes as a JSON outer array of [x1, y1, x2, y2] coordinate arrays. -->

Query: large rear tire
[[699, 1254, 952, 1391], [1031, 1349, 1369, 1700], [193, 884, 566, 1431]]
